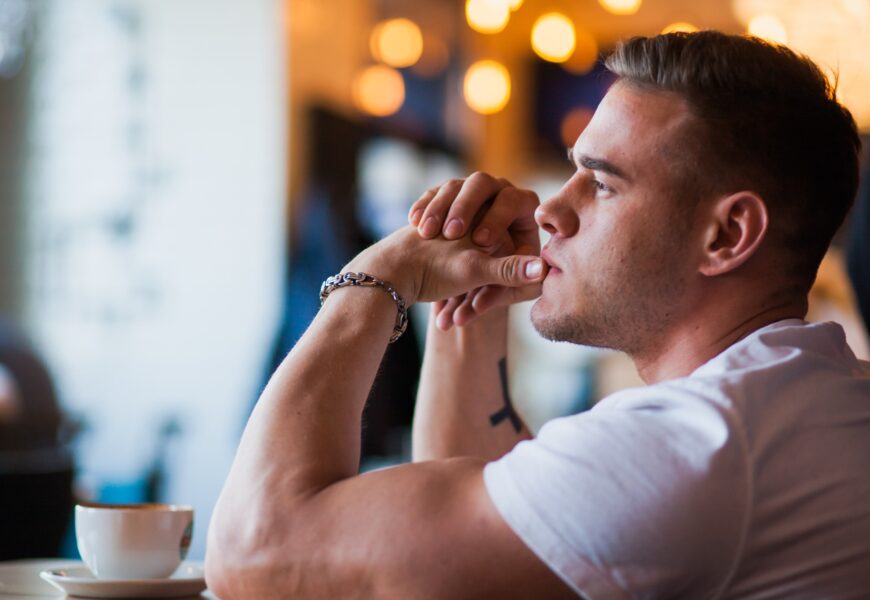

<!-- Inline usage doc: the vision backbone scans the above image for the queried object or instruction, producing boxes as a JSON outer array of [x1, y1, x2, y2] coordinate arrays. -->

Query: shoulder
[[483, 379, 751, 597]]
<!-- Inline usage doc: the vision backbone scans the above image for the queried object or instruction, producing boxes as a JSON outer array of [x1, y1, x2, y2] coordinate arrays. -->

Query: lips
[[541, 247, 561, 275]]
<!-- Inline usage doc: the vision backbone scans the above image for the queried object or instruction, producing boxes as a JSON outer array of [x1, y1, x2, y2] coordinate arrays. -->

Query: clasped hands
[[344, 172, 546, 328]]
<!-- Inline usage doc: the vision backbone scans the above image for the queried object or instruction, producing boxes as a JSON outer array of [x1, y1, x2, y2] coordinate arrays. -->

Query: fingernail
[[444, 218, 463, 238], [473, 227, 490, 245], [421, 216, 439, 237], [410, 208, 422, 225], [525, 259, 543, 279]]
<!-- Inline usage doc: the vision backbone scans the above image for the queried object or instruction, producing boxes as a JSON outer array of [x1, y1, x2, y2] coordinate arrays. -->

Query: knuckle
[[522, 189, 541, 205], [497, 186, 521, 202], [499, 258, 518, 282]]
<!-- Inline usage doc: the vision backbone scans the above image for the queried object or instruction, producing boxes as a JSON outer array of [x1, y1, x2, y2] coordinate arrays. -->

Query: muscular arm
[[413, 306, 531, 462], [205, 228, 569, 599], [409, 173, 542, 462]]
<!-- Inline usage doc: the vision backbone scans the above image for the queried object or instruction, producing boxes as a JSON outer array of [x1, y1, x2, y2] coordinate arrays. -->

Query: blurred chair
[[0, 319, 75, 560]]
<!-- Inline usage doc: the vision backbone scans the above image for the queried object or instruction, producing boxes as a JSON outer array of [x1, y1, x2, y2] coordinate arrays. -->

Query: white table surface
[[0, 559, 216, 599]]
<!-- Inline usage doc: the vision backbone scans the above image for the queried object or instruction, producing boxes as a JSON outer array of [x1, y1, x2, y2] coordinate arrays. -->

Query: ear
[[698, 191, 769, 277]]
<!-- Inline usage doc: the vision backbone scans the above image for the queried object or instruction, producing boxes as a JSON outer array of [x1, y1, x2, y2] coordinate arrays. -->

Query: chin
[[530, 297, 615, 349], [530, 298, 572, 343]]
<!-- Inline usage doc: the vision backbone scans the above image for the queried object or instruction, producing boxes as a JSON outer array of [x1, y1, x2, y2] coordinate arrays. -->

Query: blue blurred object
[[534, 59, 616, 156]]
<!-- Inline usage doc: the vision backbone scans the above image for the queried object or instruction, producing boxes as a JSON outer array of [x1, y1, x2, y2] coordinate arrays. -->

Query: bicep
[[274, 458, 576, 599]]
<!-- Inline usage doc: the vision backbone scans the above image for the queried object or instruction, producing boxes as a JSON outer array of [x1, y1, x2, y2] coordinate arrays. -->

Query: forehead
[[573, 81, 696, 182]]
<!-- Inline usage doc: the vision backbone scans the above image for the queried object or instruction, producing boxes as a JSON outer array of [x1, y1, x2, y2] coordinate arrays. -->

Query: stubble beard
[[530, 235, 689, 356]]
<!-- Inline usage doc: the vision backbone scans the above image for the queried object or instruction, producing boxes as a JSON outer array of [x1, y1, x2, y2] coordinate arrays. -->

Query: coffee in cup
[[75, 503, 193, 580]]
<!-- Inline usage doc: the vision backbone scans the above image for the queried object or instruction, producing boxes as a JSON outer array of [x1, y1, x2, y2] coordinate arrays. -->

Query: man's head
[[605, 31, 861, 293], [531, 31, 861, 357]]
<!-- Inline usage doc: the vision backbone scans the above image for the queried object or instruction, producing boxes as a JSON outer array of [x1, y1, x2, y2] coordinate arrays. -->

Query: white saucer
[[39, 563, 207, 598]]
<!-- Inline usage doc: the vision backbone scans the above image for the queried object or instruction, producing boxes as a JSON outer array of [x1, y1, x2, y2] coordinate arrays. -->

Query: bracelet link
[[319, 272, 409, 343]]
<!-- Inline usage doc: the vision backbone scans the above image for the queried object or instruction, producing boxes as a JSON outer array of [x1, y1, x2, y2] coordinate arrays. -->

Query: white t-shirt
[[484, 319, 870, 598]]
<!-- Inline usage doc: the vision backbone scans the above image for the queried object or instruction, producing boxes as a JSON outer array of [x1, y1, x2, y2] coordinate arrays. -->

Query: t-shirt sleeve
[[483, 386, 749, 599]]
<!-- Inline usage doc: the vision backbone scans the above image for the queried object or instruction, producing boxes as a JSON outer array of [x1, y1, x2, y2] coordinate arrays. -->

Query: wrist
[[429, 305, 508, 351], [321, 272, 409, 343], [344, 246, 417, 305]]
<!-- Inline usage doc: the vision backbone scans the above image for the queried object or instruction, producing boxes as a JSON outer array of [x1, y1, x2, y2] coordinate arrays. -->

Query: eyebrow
[[566, 148, 631, 182]]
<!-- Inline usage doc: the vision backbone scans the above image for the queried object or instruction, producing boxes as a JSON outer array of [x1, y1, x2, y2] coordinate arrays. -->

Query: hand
[[407, 172, 542, 328], [343, 226, 546, 307]]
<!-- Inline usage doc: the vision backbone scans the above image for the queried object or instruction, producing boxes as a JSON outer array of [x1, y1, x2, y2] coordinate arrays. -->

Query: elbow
[[205, 500, 304, 599], [204, 502, 269, 599], [204, 507, 245, 599]]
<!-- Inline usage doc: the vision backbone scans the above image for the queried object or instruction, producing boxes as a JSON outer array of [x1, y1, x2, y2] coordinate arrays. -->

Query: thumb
[[476, 254, 546, 287]]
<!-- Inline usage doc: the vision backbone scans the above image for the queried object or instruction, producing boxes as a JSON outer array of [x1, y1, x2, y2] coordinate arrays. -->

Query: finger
[[436, 295, 464, 330], [441, 173, 512, 240], [472, 283, 543, 314], [452, 287, 484, 327], [432, 299, 447, 315], [472, 187, 540, 248], [409, 187, 440, 227], [471, 285, 503, 314], [442, 287, 482, 328], [514, 242, 539, 257], [470, 253, 547, 288], [418, 179, 464, 239]]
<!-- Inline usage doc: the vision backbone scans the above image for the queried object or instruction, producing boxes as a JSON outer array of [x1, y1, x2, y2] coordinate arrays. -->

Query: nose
[[535, 189, 580, 238]]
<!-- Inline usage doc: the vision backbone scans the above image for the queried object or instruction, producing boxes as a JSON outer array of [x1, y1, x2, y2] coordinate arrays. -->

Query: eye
[[593, 179, 612, 194]]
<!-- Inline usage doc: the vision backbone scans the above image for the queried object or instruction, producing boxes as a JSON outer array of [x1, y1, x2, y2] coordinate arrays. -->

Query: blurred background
[[0, 0, 868, 561]]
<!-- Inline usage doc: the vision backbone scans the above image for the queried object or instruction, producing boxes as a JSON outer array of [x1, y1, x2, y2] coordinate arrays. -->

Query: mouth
[[541, 247, 561, 276]]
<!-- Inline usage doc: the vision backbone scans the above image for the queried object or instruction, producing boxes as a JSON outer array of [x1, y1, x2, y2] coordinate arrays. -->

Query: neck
[[631, 293, 807, 384]]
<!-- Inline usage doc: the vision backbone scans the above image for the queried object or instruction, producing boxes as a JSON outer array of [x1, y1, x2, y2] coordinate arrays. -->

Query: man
[[206, 32, 870, 598]]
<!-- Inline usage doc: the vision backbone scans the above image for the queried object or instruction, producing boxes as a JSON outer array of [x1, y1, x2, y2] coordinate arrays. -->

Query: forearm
[[206, 224, 547, 597], [209, 287, 395, 559], [412, 307, 531, 462]]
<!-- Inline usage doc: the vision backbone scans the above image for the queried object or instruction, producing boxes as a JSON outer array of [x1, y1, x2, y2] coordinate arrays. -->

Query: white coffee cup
[[75, 503, 194, 580]]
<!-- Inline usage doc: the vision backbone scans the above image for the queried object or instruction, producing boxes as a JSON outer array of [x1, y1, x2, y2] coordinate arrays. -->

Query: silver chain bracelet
[[319, 272, 409, 343]]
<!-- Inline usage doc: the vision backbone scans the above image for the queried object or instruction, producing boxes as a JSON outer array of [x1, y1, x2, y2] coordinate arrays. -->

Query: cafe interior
[[0, 0, 868, 565]]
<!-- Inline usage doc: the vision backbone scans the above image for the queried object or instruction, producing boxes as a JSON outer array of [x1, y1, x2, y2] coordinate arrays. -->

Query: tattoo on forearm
[[489, 358, 521, 433]]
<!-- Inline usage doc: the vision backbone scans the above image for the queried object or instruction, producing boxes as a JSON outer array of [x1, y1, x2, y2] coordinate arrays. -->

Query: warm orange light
[[464, 60, 511, 115], [562, 29, 599, 74], [531, 13, 576, 63], [353, 65, 405, 117], [662, 21, 699, 34], [748, 14, 787, 44], [842, 0, 870, 20], [561, 107, 594, 147], [508, 0, 524, 10], [412, 34, 450, 78], [370, 18, 423, 68], [466, 0, 510, 34], [598, 0, 642, 16]]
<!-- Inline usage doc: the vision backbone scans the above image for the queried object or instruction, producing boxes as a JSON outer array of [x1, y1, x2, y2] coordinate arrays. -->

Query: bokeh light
[[842, 0, 870, 20], [562, 28, 599, 74], [597, 0, 642, 16], [370, 18, 423, 68], [531, 13, 576, 63], [353, 65, 405, 117], [662, 21, 700, 34], [463, 60, 511, 115], [466, 0, 510, 34], [747, 14, 788, 44], [508, 0, 524, 10]]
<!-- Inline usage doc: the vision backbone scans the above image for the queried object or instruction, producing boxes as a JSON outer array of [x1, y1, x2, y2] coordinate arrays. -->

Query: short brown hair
[[605, 31, 861, 293]]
